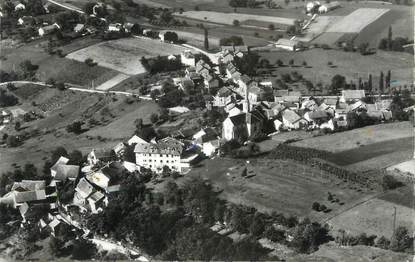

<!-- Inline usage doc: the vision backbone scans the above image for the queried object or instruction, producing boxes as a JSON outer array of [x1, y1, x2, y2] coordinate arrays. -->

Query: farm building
[[275, 38, 301, 52], [318, 1, 340, 13], [181, 50, 196, 67], [38, 23, 60, 37]]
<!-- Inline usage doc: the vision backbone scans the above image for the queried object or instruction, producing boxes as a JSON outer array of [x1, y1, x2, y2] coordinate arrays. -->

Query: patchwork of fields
[[175, 10, 296, 29], [66, 37, 188, 75]]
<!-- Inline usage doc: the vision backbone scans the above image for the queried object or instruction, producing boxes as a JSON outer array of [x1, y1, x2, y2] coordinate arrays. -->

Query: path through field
[[95, 73, 130, 91]]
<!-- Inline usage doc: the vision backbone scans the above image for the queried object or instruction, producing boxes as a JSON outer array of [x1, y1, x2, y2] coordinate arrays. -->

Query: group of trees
[[85, 173, 332, 260], [378, 26, 413, 53], [335, 226, 413, 253], [0, 88, 19, 107], [219, 36, 244, 46], [141, 56, 183, 74], [229, 0, 259, 8]]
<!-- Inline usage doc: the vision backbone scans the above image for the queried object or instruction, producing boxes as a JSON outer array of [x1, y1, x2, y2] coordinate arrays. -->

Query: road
[[47, 0, 84, 14], [0, 81, 153, 100]]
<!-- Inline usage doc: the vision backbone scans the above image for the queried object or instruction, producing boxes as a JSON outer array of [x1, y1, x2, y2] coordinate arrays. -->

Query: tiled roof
[[134, 138, 183, 156], [282, 110, 301, 123]]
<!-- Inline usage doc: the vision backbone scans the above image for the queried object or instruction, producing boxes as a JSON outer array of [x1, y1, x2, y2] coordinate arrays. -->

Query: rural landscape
[[0, 0, 414, 261]]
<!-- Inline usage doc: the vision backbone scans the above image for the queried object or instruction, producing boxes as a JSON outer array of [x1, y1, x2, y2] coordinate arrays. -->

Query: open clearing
[[258, 49, 414, 86], [0, 84, 159, 173], [1, 40, 118, 87], [175, 11, 296, 28], [188, 158, 374, 221], [328, 186, 414, 237], [326, 8, 389, 33], [66, 37, 188, 75], [291, 122, 413, 153]]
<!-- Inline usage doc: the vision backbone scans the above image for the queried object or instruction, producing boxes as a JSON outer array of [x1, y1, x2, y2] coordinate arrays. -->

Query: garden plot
[[326, 8, 389, 33], [66, 37, 188, 75], [175, 11, 296, 27]]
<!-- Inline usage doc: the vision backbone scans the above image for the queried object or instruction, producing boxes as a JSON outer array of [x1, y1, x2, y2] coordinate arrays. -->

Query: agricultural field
[[291, 122, 413, 153], [328, 185, 414, 237], [326, 8, 389, 33], [0, 83, 160, 173], [312, 5, 413, 46], [175, 11, 296, 29], [66, 37, 188, 75], [258, 48, 414, 86], [1, 39, 118, 87], [187, 157, 376, 222]]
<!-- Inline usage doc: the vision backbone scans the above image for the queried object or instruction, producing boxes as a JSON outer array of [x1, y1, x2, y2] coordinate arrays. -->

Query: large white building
[[134, 137, 193, 173]]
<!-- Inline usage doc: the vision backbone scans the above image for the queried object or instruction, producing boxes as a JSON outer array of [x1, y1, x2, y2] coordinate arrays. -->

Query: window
[[160, 160, 163, 163]]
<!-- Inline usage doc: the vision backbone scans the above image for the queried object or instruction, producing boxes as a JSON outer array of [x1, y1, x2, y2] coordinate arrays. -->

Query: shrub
[[66, 121, 83, 134], [312, 202, 320, 211], [382, 175, 404, 191]]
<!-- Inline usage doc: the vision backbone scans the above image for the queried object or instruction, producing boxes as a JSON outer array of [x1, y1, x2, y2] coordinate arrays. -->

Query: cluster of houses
[[0, 108, 27, 126]]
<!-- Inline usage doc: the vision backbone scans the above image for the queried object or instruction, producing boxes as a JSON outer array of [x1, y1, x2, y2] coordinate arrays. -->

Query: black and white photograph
[[0, 0, 414, 260]]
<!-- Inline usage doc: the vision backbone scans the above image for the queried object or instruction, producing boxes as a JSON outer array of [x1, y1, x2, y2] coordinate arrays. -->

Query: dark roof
[[54, 165, 80, 181], [229, 113, 247, 126], [282, 110, 301, 123], [309, 110, 329, 119], [134, 137, 183, 155], [274, 89, 289, 97]]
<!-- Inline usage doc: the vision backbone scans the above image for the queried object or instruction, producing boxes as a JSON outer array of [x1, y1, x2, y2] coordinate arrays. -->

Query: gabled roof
[[134, 137, 183, 156], [341, 90, 365, 100], [75, 178, 94, 199], [51, 156, 70, 172], [193, 127, 218, 143], [324, 97, 338, 106], [274, 89, 289, 97], [308, 110, 329, 119], [228, 113, 247, 126], [12, 180, 46, 191], [246, 110, 264, 124], [14, 190, 47, 204], [54, 165, 79, 181], [282, 95, 300, 103], [282, 109, 301, 123], [217, 87, 233, 97], [128, 135, 148, 145]]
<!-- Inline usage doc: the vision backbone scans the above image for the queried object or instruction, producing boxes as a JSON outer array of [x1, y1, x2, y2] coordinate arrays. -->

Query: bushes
[[84, 58, 98, 66], [66, 121, 84, 134], [0, 88, 19, 107], [219, 36, 244, 46], [382, 175, 404, 191], [141, 56, 182, 74]]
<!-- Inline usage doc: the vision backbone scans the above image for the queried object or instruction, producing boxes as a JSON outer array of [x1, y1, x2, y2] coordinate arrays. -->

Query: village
[[0, 0, 414, 261]]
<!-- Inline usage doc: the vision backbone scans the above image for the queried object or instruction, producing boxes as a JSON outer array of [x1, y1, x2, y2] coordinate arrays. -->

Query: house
[[108, 23, 122, 32], [282, 109, 307, 130], [248, 86, 268, 104], [204, 74, 220, 90], [263, 102, 286, 120], [340, 90, 365, 103], [275, 38, 301, 52], [323, 97, 338, 109], [348, 100, 366, 113], [73, 23, 85, 33], [275, 91, 301, 103], [181, 50, 196, 67], [318, 1, 340, 13], [87, 149, 113, 166], [193, 127, 220, 157], [195, 60, 211, 78], [304, 110, 330, 127], [15, 3, 26, 11], [17, 16, 34, 26], [113, 142, 126, 157], [214, 87, 235, 107], [274, 119, 283, 131], [219, 49, 234, 64], [54, 165, 80, 182], [38, 23, 60, 36], [178, 78, 195, 92], [226, 63, 241, 81], [134, 137, 188, 173], [301, 98, 318, 111]]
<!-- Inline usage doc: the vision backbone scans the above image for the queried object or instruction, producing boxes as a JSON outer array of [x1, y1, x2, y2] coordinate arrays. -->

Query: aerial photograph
[[0, 0, 413, 261]]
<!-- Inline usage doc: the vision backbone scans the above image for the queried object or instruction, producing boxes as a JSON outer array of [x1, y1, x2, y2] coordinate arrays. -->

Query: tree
[[0, 89, 19, 107], [331, 74, 346, 94], [219, 36, 244, 46], [379, 71, 384, 94], [6, 136, 19, 147], [289, 59, 294, 67], [49, 237, 65, 257], [233, 19, 240, 27], [247, 0, 257, 8], [164, 31, 179, 43], [19, 60, 39, 79], [385, 70, 391, 90], [388, 26, 393, 50], [268, 24, 275, 30], [368, 74, 373, 93], [204, 27, 209, 50], [14, 122, 21, 131], [378, 38, 388, 50], [71, 238, 97, 260], [381, 175, 403, 191], [376, 236, 390, 249], [51, 147, 68, 164], [68, 150, 84, 166], [276, 59, 284, 67], [2, 1, 15, 16], [312, 202, 320, 211], [389, 226, 413, 252], [150, 113, 159, 124], [249, 212, 265, 237], [66, 121, 83, 134], [358, 42, 369, 55], [302, 61, 307, 67]]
